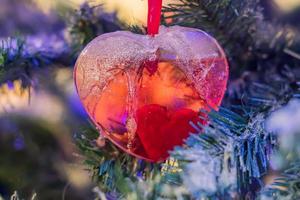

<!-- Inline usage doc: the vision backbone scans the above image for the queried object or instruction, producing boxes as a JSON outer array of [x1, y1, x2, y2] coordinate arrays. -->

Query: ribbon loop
[[147, 0, 163, 36]]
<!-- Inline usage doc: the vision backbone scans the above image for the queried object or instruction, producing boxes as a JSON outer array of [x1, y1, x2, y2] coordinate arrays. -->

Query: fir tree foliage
[[0, 37, 39, 87], [66, 3, 120, 56], [162, 0, 300, 76], [0, 3, 120, 88], [72, 1, 300, 199], [76, 71, 300, 199], [1, 1, 300, 199], [260, 162, 300, 200]]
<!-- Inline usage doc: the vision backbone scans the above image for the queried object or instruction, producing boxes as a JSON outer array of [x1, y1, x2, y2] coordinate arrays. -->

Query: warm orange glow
[[138, 62, 203, 111], [82, 61, 204, 157], [93, 72, 129, 134]]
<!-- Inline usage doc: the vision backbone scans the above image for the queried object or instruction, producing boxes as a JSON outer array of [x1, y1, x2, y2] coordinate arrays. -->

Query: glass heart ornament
[[74, 26, 229, 162]]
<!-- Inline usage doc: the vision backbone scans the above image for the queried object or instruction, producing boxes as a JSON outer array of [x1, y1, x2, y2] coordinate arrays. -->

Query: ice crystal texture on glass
[[74, 26, 229, 162]]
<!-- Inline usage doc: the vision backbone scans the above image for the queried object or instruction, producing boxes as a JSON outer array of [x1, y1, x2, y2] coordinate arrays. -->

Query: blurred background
[[0, 0, 178, 199], [0, 0, 300, 199]]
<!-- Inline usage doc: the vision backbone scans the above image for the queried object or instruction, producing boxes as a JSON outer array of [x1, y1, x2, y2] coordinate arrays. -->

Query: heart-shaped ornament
[[74, 26, 228, 162]]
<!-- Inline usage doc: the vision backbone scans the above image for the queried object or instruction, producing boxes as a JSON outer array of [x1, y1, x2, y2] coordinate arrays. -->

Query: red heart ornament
[[74, 26, 229, 162], [136, 104, 204, 161]]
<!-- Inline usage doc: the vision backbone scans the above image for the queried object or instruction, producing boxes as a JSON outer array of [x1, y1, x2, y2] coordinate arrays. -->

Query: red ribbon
[[147, 0, 163, 36]]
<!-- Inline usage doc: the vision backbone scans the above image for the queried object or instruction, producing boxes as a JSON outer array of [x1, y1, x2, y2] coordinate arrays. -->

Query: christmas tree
[[1, 0, 300, 199]]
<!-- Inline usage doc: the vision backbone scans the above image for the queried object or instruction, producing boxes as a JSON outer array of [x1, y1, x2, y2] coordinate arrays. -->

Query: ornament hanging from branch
[[74, 0, 229, 162]]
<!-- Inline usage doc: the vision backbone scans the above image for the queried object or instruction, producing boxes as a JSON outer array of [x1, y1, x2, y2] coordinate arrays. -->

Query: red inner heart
[[136, 104, 204, 161]]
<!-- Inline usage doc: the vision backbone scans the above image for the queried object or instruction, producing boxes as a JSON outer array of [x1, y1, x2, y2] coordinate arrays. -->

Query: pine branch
[[162, 0, 300, 76], [75, 106, 272, 199], [68, 2, 300, 199], [75, 70, 300, 199], [166, 72, 300, 198], [171, 108, 273, 199], [259, 161, 300, 200], [162, 0, 261, 73], [75, 126, 161, 193], [66, 3, 120, 57], [0, 3, 122, 88], [0, 37, 57, 87], [242, 66, 300, 111]]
